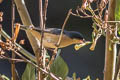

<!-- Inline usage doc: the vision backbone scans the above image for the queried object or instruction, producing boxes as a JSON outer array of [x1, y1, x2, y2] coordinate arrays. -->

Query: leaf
[[115, 0, 120, 34], [49, 50, 69, 80], [115, 0, 120, 21], [22, 63, 35, 80]]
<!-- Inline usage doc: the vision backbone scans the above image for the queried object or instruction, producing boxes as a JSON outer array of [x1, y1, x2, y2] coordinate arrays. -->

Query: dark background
[[0, 0, 105, 79]]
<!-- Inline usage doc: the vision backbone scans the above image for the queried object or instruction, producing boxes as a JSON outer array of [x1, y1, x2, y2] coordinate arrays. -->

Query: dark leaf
[[49, 49, 69, 80], [22, 63, 35, 80]]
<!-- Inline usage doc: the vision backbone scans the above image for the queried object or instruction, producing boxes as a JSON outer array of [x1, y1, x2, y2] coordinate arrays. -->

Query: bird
[[19, 25, 85, 49]]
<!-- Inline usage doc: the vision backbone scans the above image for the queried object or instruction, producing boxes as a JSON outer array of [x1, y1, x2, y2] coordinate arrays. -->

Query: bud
[[0, 12, 3, 17], [81, 0, 87, 9], [0, 12, 3, 22], [19, 39, 25, 45], [13, 23, 20, 42]]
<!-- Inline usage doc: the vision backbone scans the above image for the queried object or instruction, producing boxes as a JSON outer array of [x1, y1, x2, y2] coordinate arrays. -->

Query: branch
[[56, 9, 72, 47], [0, 29, 36, 62], [11, 1, 16, 79], [0, 30, 61, 80], [0, 55, 25, 63], [14, 0, 40, 56], [114, 49, 120, 80], [48, 9, 72, 68], [104, 0, 117, 80]]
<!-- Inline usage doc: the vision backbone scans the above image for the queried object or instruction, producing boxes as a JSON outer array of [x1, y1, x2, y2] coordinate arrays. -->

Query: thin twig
[[0, 38, 60, 80], [56, 9, 72, 47], [48, 9, 72, 69], [39, 0, 46, 79], [11, 49, 61, 80], [46, 9, 72, 75], [39, 0, 43, 28], [42, 0, 48, 71], [71, 12, 92, 18], [0, 55, 25, 63], [11, 0, 16, 80], [47, 52, 56, 69], [43, 0, 48, 28], [104, 21, 120, 23]]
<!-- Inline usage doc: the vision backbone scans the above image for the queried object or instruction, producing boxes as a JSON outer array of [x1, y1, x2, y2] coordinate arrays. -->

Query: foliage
[[115, 0, 120, 21], [115, 0, 120, 35], [49, 49, 69, 80], [49, 55, 69, 79], [22, 63, 35, 80]]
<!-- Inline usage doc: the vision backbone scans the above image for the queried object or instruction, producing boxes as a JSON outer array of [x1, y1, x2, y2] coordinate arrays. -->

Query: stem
[[114, 48, 120, 80], [14, 0, 32, 25], [38, 0, 44, 79], [0, 29, 36, 62], [11, 49, 61, 80], [104, 0, 117, 80], [0, 55, 25, 63], [43, 0, 48, 28], [48, 9, 72, 69], [0, 28, 61, 80], [11, 0, 16, 80], [56, 9, 72, 47], [39, 0, 43, 28]]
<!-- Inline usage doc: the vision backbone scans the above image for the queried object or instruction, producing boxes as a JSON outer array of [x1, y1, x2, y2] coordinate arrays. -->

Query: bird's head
[[66, 31, 85, 44]]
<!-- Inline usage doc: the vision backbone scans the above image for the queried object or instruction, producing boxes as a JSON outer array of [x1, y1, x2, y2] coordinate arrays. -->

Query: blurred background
[[0, 0, 105, 79]]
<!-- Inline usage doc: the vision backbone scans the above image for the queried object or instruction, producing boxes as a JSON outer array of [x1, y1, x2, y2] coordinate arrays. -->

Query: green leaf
[[115, 0, 120, 34], [22, 63, 35, 80], [49, 50, 69, 80], [50, 56, 69, 79], [115, 0, 120, 21], [118, 31, 120, 35]]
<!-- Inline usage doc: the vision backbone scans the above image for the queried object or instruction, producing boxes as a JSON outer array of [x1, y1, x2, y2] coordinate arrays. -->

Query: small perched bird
[[20, 26, 85, 49]]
